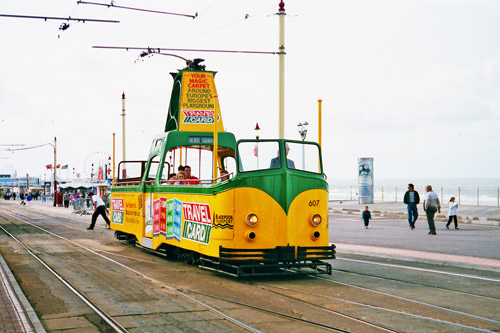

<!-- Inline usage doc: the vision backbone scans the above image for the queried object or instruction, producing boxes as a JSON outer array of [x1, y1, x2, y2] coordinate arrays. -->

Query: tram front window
[[238, 141, 321, 173], [285, 141, 321, 174], [238, 141, 279, 172]]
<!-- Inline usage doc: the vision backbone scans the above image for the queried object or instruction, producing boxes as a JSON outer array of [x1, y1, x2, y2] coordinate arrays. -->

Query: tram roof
[[149, 130, 236, 157]]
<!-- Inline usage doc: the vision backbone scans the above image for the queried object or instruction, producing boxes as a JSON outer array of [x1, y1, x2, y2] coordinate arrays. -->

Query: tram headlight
[[311, 214, 322, 226], [246, 213, 258, 226]]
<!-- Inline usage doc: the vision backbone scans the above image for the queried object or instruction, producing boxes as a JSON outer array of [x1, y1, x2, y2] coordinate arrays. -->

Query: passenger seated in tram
[[220, 170, 230, 182], [184, 165, 200, 185], [270, 143, 295, 169], [174, 171, 186, 185]]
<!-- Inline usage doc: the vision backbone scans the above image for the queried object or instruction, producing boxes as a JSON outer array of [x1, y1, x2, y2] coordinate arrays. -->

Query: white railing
[[330, 185, 500, 207]]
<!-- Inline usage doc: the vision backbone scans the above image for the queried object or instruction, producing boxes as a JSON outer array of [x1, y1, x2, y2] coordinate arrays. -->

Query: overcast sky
[[1, 0, 499, 182]]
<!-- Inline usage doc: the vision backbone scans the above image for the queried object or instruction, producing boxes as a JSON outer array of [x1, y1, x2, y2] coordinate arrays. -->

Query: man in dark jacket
[[403, 183, 420, 230]]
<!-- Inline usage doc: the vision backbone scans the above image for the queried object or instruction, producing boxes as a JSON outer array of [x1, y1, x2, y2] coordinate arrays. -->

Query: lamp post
[[6, 138, 57, 206], [255, 123, 260, 169], [297, 121, 308, 169]]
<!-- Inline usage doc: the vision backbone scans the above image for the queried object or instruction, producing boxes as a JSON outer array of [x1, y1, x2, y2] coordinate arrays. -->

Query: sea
[[329, 178, 500, 207]]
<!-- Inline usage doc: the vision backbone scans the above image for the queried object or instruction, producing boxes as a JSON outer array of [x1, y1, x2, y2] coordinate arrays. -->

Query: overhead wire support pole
[[77, 1, 198, 19], [0, 14, 119, 23], [277, 1, 286, 139]]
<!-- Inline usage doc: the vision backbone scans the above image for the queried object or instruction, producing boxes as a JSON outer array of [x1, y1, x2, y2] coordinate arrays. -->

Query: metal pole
[[318, 99, 322, 172], [302, 142, 305, 169], [441, 186, 444, 204], [53, 137, 57, 207], [278, 1, 286, 139], [213, 95, 219, 184], [477, 187, 479, 206], [112, 133, 116, 186], [121, 92, 126, 178]]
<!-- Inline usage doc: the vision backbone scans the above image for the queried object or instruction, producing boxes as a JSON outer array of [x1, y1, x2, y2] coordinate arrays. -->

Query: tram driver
[[270, 143, 295, 169]]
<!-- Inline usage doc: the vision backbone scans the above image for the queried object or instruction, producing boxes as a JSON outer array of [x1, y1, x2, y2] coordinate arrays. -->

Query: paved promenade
[[329, 200, 500, 225], [329, 200, 500, 272]]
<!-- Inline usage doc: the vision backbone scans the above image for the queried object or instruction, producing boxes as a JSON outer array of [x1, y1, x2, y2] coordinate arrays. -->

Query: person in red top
[[184, 165, 200, 185]]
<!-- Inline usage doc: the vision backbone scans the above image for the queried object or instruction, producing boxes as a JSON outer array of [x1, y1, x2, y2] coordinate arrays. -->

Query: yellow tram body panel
[[111, 186, 329, 256]]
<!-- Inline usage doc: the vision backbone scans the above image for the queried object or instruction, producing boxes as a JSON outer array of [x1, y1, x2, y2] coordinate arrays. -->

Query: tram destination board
[[188, 136, 213, 144]]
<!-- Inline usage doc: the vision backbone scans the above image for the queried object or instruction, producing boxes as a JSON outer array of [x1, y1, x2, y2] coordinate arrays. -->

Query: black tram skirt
[[199, 244, 336, 277]]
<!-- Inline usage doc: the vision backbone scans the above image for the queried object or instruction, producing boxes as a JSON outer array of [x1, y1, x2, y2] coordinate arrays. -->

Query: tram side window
[[147, 156, 170, 182], [221, 156, 236, 180], [117, 161, 144, 183], [238, 141, 279, 172]]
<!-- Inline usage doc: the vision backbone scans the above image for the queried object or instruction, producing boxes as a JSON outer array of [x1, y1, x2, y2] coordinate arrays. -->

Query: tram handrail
[[113, 173, 234, 187]]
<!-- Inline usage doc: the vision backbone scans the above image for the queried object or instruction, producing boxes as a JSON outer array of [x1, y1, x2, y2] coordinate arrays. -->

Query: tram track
[[2, 204, 500, 332], [0, 208, 370, 332], [0, 224, 129, 332], [331, 262, 500, 303], [254, 286, 495, 332], [0, 210, 265, 332]]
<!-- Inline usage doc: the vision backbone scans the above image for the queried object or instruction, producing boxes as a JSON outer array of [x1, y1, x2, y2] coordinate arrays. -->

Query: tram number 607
[[308, 200, 320, 207]]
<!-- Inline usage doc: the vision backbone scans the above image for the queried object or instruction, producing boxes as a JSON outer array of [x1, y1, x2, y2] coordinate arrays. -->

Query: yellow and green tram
[[110, 63, 335, 277]]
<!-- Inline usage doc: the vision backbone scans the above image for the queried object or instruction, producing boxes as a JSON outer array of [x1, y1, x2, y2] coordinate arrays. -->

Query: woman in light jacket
[[446, 197, 459, 229]]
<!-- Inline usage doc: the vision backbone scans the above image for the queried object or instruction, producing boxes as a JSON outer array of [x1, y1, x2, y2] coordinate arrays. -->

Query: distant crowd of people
[[2, 191, 46, 204], [363, 183, 460, 234], [61, 191, 93, 209]]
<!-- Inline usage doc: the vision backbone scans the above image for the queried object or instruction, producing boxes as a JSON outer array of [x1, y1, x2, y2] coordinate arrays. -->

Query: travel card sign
[[179, 71, 224, 133], [181, 202, 212, 245]]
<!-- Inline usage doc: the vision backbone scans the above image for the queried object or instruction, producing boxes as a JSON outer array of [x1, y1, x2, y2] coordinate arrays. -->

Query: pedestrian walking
[[26, 193, 32, 206], [446, 197, 459, 230], [63, 192, 70, 208], [403, 183, 420, 230], [362, 206, 371, 229], [423, 185, 441, 235], [87, 192, 110, 230]]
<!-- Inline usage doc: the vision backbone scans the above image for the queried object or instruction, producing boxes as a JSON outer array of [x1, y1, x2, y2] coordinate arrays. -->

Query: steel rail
[[1, 208, 350, 332], [312, 275, 500, 329], [0, 210, 262, 333], [330, 265, 500, 303], [336, 257, 500, 283], [0, 224, 129, 333], [259, 283, 500, 333]]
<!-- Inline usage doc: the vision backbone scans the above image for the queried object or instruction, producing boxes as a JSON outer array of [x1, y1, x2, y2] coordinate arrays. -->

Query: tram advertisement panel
[[179, 71, 224, 132], [111, 193, 142, 227], [181, 202, 212, 245], [111, 198, 124, 225], [153, 199, 161, 237]]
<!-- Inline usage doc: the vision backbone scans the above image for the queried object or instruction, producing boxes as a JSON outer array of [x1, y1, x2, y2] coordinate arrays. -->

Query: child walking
[[362, 206, 372, 229], [446, 197, 459, 229]]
